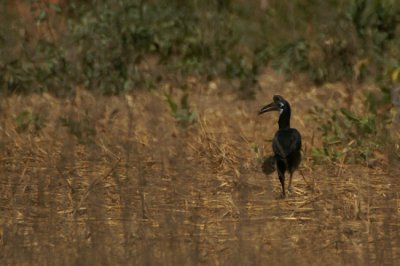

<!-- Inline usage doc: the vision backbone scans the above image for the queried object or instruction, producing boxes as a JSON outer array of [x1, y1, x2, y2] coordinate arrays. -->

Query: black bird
[[258, 95, 302, 197]]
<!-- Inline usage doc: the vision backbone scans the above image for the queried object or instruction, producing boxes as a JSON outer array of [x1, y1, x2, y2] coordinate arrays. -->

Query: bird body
[[259, 95, 302, 197]]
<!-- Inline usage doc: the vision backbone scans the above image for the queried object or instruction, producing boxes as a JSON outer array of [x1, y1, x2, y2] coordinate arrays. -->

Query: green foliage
[[312, 88, 392, 164], [0, 0, 259, 94], [348, 0, 398, 48], [60, 111, 96, 143], [0, 0, 399, 94], [271, 39, 311, 77], [15, 111, 42, 133], [264, 0, 400, 84], [165, 92, 197, 127], [225, 54, 259, 97]]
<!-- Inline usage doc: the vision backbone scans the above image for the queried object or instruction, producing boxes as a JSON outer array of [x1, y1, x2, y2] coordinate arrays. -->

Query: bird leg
[[278, 173, 285, 198], [288, 172, 293, 193]]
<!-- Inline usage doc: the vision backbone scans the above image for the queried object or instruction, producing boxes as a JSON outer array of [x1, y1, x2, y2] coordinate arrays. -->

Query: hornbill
[[258, 95, 302, 197]]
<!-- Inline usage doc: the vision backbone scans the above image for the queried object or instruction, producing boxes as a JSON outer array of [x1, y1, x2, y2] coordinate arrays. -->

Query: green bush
[[311, 87, 393, 164], [0, 0, 399, 94], [165, 90, 197, 127]]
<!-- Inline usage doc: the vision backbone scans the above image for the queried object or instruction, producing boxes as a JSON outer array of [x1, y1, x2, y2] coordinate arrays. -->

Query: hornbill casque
[[258, 95, 302, 197]]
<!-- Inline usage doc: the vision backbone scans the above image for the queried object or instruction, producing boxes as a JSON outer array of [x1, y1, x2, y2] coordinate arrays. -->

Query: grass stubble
[[0, 76, 399, 265]]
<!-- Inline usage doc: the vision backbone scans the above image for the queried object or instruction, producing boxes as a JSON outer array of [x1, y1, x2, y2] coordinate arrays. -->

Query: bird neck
[[278, 107, 291, 129]]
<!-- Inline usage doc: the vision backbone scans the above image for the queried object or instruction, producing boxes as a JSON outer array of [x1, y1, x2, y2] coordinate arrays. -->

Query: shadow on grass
[[261, 155, 276, 176]]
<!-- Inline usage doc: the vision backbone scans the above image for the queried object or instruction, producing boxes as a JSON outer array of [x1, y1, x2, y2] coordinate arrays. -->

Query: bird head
[[258, 95, 288, 116]]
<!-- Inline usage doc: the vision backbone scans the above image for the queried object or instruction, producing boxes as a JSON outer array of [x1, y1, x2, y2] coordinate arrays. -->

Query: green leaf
[[33, 114, 43, 131], [36, 10, 47, 22], [340, 108, 360, 122], [180, 93, 189, 110], [165, 94, 178, 115], [16, 111, 31, 132], [49, 4, 62, 13]]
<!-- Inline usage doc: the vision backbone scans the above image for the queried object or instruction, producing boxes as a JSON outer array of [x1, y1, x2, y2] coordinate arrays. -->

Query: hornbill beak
[[258, 102, 280, 115]]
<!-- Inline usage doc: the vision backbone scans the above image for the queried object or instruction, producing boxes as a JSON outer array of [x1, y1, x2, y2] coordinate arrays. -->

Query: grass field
[[1, 71, 399, 265]]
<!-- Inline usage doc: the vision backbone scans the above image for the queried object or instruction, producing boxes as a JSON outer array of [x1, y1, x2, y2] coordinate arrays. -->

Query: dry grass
[[0, 74, 399, 265]]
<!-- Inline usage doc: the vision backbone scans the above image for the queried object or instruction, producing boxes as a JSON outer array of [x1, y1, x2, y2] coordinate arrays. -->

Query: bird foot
[[288, 186, 293, 193]]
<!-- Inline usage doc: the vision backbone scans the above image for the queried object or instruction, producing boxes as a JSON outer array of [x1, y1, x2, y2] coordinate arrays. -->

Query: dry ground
[[0, 73, 399, 265]]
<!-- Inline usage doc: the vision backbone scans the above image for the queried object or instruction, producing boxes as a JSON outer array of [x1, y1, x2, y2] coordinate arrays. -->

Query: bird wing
[[272, 129, 301, 159]]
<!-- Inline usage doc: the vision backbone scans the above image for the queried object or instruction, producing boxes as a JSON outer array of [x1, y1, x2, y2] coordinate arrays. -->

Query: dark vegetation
[[1, 0, 399, 94], [1, 0, 400, 265]]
